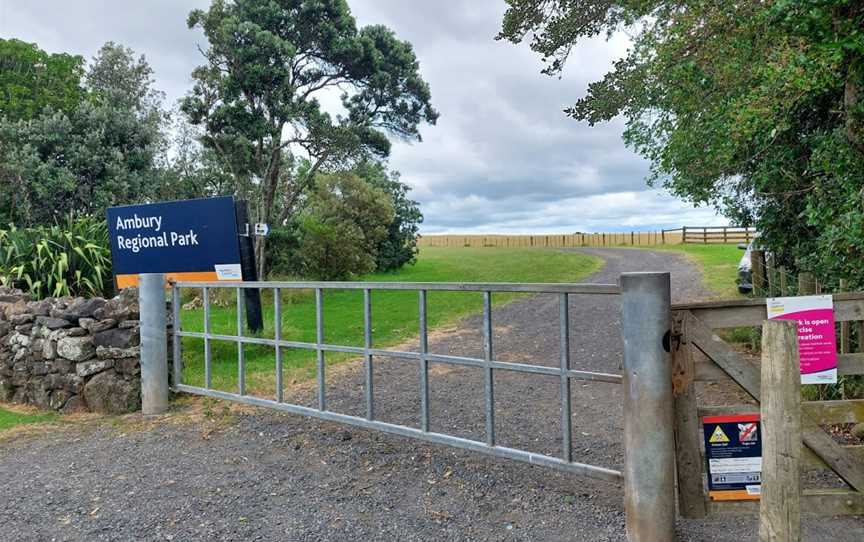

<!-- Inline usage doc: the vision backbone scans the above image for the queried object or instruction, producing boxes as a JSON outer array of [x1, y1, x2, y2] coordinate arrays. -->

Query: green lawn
[[645, 244, 744, 299], [0, 407, 56, 431], [178, 247, 603, 395]]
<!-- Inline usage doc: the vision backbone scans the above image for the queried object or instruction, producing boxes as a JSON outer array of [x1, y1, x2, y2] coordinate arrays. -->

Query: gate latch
[[662, 329, 682, 353]]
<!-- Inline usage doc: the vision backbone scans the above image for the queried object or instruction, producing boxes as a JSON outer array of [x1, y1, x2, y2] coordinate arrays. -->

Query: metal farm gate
[[138, 272, 678, 542]]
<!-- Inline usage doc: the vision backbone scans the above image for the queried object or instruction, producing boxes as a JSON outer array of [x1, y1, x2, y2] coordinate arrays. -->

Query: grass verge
[[178, 247, 603, 395], [641, 244, 744, 299], [0, 406, 56, 431]]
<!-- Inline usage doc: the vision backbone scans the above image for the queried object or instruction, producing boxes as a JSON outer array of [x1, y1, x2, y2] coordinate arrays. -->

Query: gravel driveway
[[1, 248, 861, 541]]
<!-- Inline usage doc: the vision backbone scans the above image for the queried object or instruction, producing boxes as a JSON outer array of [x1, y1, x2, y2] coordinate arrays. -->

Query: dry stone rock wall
[[0, 287, 143, 414]]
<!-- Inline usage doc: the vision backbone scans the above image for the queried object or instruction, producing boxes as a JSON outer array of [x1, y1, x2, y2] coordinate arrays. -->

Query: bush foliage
[[0, 215, 112, 299], [500, 0, 864, 285], [295, 172, 394, 280], [357, 161, 423, 272]]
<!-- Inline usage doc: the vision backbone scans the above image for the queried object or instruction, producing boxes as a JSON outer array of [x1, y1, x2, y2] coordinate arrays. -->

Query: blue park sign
[[106, 196, 242, 288]]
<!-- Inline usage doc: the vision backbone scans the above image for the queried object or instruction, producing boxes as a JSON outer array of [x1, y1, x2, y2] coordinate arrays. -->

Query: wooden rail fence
[[672, 226, 756, 244], [418, 227, 756, 248], [671, 294, 864, 520]]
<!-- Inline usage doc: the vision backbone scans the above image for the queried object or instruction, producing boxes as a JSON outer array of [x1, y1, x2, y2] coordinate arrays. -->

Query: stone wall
[[0, 287, 143, 414]]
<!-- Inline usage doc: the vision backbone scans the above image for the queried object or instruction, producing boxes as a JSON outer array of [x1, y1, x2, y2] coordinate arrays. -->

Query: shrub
[[369, 171, 422, 272], [296, 216, 372, 281], [0, 214, 112, 299], [296, 172, 394, 280], [264, 226, 302, 278]]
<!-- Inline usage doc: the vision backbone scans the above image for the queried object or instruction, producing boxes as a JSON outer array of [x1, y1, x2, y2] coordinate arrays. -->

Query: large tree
[[155, 110, 235, 202], [499, 1, 864, 284], [86, 42, 165, 122], [0, 38, 85, 122], [181, 0, 438, 276], [0, 42, 164, 225]]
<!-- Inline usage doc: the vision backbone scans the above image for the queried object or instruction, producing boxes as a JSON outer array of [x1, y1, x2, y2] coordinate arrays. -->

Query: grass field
[[645, 244, 744, 299], [0, 407, 56, 432], [178, 247, 603, 395]]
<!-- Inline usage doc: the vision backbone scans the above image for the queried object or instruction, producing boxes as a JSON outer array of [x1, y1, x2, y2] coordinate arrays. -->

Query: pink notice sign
[[766, 295, 837, 384]]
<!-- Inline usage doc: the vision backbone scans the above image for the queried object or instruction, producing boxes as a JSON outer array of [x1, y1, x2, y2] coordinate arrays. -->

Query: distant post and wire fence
[[417, 226, 757, 248]]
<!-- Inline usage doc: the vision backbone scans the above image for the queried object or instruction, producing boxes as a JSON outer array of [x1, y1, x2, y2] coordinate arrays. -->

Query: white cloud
[[0, 0, 725, 232]]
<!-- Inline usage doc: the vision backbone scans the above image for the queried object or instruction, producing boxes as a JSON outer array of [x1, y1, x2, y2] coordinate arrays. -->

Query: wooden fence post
[[860, 320, 864, 355], [798, 272, 816, 296], [765, 256, 776, 297], [759, 320, 801, 542], [671, 314, 708, 518], [779, 266, 788, 296], [751, 250, 766, 295], [661, 230, 666, 244], [682, 226, 688, 243], [840, 279, 850, 354]]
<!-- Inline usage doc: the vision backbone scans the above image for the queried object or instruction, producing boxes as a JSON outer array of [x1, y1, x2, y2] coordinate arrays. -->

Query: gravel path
[[1, 248, 861, 541]]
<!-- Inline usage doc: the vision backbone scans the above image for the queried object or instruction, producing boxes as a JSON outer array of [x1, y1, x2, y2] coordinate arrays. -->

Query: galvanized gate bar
[[173, 383, 624, 483], [203, 287, 212, 389], [172, 330, 623, 383], [178, 280, 619, 294], [169, 280, 625, 486], [560, 293, 572, 462], [419, 290, 430, 432], [482, 291, 495, 446], [274, 288, 283, 403], [315, 288, 325, 411], [171, 285, 182, 389], [236, 288, 245, 395], [363, 289, 373, 420]]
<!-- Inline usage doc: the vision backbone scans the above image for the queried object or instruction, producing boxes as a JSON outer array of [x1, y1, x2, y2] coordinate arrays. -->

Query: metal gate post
[[620, 272, 675, 541], [139, 273, 169, 415]]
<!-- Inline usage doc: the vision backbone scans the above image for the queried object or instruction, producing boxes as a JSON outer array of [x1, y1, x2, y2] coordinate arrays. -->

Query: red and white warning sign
[[738, 422, 758, 442]]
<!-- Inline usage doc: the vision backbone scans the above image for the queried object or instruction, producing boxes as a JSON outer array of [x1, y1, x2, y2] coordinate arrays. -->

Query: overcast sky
[[0, 0, 724, 233]]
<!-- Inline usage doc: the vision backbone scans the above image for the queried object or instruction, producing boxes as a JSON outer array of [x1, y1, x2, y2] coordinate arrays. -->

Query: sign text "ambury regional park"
[[113, 214, 200, 253]]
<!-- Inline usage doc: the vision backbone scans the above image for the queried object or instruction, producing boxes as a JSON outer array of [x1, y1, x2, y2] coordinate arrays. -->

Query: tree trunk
[[256, 236, 268, 279], [846, 59, 863, 155], [255, 145, 283, 279]]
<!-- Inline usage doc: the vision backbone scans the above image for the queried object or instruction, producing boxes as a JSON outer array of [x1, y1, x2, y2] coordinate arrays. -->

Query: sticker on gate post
[[703, 413, 761, 501], [766, 295, 837, 384]]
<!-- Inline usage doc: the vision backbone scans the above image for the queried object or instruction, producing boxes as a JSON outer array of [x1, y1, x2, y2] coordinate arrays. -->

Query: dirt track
[[0, 249, 861, 541]]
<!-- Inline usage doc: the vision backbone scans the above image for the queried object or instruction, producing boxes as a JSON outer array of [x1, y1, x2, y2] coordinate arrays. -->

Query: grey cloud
[[1, 0, 718, 232]]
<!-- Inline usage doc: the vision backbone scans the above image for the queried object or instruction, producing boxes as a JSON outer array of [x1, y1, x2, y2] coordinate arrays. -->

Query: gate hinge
[[664, 314, 686, 353], [662, 329, 683, 353]]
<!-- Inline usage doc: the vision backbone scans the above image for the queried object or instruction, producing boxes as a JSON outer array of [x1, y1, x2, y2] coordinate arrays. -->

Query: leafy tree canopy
[[353, 160, 423, 272], [181, 0, 438, 276], [87, 42, 165, 120], [0, 41, 164, 226], [500, 0, 864, 283], [155, 110, 235, 202], [0, 38, 85, 122], [297, 171, 394, 280]]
